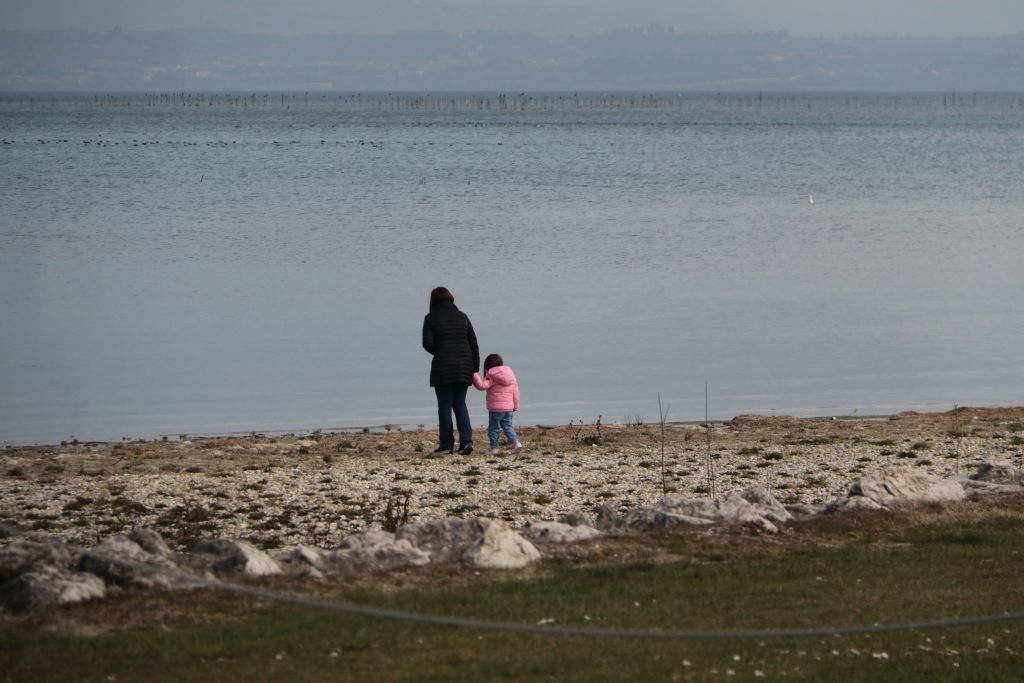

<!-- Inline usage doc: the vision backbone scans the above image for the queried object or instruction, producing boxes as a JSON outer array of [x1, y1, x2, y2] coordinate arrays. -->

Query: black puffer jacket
[[422, 301, 480, 386]]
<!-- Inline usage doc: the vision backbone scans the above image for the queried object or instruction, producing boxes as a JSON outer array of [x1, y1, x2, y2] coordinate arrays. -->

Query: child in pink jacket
[[472, 353, 523, 455]]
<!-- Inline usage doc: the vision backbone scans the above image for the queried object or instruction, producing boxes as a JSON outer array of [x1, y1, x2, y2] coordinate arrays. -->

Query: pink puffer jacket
[[472, 365, 520, 412]]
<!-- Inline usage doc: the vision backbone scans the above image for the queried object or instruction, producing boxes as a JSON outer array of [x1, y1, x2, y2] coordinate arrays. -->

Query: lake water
[[2, 92, 1022, 443]]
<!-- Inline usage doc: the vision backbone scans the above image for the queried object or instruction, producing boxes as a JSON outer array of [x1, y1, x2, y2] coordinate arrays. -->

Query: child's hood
[[485, 365, 515, 385]]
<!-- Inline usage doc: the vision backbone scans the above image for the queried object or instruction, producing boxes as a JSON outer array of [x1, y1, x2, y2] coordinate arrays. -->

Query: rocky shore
[[2, 407, 1022, 552]]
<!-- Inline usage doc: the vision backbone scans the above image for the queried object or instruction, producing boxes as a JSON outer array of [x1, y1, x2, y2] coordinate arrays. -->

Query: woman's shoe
[[485, 448, 500, 455], [512, 441, 524, 452], [457, 444, 474, 455]]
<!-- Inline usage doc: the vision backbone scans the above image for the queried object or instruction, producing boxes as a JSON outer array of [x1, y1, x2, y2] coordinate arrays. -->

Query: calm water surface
[[1, 93, 1022, 443]]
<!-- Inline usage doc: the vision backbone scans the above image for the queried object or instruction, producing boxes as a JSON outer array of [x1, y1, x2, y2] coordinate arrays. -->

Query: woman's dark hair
[[483, 353, 503, 371], [430, 286, 455, 307]]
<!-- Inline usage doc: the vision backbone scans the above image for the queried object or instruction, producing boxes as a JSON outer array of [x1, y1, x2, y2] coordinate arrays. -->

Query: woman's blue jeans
[[435, 383, 472, 450], [487, 411, 518, 448]]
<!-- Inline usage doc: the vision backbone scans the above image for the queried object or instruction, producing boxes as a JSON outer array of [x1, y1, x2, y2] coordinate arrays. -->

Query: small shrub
[[382, 491, 411, 532]]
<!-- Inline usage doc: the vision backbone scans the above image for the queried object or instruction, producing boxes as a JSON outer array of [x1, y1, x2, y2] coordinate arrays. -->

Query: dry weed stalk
[[951, 405, 965, 475], [382, 490, 411, 532], [704, 383, 717, 500], [658, 394, 669, 496]]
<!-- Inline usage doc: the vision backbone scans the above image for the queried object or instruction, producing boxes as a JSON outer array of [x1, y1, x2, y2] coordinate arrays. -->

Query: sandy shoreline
[[2, 407, 1022, 551]]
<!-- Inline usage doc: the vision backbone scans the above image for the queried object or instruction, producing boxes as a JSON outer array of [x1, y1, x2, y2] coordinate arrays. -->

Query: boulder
[[1, 565, 105, 612], [520, 521, 602, 544], [397, 518, 540, 569], [128, 528, 173, 557], [324, 530, 430, 574], [593, 501, 720, 532], [970, 462, 1021, 485], [0, 535, 74, 582], [593, 487, 790, 533], [654, 487, 788, 533], [826, 496, 887, 514], [463, 519, 541, 569], [620, 508, 716, 530], [557, 511, 595, 528], [714, 492, 781, 533], [959, 477, 1024, 496], [274, 545, 327, 579], [80, 536, 196, 589], [594, 504, 620, 532], [738, 486, 794, 525], [848, 467, 965, 507], [189, 539, 281, 577], [785, 503, 827, 519]]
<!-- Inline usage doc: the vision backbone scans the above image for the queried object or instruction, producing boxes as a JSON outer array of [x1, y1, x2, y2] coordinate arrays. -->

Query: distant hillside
[[2, 27, 1023, 91]]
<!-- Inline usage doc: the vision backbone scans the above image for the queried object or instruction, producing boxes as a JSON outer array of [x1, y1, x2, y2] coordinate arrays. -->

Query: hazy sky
[[3, 0, 1024, 37]]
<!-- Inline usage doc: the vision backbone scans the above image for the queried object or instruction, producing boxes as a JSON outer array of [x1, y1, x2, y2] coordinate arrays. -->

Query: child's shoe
[[485, 448, 500, 455], [512, 441, 524, 452]]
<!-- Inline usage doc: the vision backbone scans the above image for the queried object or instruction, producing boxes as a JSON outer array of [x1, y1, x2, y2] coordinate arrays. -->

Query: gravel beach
[[2, 407, 1022, 551]]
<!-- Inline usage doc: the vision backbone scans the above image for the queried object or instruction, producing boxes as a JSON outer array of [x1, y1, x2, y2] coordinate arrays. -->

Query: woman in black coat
[[422, 286, 480, 455]]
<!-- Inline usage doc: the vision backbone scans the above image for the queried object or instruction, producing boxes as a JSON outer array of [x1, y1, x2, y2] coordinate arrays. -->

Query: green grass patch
[[5, 516, 1024, 681]]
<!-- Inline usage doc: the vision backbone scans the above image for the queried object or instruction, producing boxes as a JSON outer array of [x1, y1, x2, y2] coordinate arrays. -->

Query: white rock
[[826, 496, 887, 513], [463, 519, 541, 569], [557, 511, 595, 528], [520, 521, 601, 544], [127, 528, 172, 557], [621, 508, 716, 530], [738, 486, 793, 525], [969, 462, 1021, 485], [653, 489, 785, 532], [324, 530, 430, 573], [0, 536, 73, 581], [81, 535, 197, 589], [274, 545, 327, 579], [849, 467, 965, 507], [785, 503, 826, 518], [190, 539, 281, 577], [2, 565, 106, 612], [397, 518, 540, 569]]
